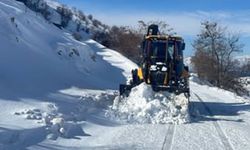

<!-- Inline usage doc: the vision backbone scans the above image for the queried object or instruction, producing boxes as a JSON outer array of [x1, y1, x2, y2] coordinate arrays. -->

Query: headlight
[[161, 66, 167, 71], [150, 65, 157, 71]]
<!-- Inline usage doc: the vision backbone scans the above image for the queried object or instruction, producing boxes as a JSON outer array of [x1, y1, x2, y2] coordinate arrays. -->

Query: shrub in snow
[[87, 14, 93, 20], [71, 48, 80, 56], [72, 32, 82, 41], [56, 5, 73, 27], [92, 19, 101, 27], [10, 17, 15, 23], [24, 0, 50, 20], [90, 54, 96, 62], [77, 10, 86, 21], [15, 108, 43, 120], [16, 37, 19, 42]]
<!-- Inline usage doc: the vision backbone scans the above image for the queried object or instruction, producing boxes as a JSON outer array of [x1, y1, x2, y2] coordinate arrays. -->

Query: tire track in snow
[[161, 124, 175, 150], [193, 92, 234, 150]]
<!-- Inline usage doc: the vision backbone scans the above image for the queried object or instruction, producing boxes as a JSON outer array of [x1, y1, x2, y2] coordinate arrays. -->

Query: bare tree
[[192, 21, 246, 95], [100, 21, 176, 64], [241, 60, 250, 76], [56, 5, 73, 27], [41, 3, 51, 21], [138, 20, 176, 35], [101, 26, 142, 63]]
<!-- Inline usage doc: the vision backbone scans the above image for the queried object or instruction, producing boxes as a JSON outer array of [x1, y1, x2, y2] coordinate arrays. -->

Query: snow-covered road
[[75, 80, 250, 150], [20, 80, 250, 150], [0, 81, 250, 150], [1, 79, 250, 150], [187, 81, 250, 150]]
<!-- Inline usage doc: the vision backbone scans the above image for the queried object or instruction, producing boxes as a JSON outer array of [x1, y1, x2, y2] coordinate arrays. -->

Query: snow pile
[[14, 103, 58, 122], [14, 108, 43, 120], [184, 57, 194, 72], [107, 83, 190, 124], [78, 92, 116, 114], [14, 107, 88, 140], [46, 117, 88, 140]]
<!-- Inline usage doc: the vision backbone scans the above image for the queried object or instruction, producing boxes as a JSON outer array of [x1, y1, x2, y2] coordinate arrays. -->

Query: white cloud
[[92, 10, 250, 37]]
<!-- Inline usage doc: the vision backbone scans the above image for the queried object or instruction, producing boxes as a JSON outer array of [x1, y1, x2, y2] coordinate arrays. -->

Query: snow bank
[[14, 104, 88, 140], [46, 117, 87, 140], [14, 110, 88, 140], [14, 108, 43, 120], [106, 83, 190, 124]]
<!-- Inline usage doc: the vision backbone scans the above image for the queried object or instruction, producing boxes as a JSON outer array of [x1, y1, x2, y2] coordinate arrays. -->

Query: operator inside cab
[[150, 41, 174, 64], [148, 39, 185, 77]]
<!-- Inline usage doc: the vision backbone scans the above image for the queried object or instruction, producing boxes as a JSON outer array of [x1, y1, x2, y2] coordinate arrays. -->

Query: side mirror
[[182, 43, 186, 50]]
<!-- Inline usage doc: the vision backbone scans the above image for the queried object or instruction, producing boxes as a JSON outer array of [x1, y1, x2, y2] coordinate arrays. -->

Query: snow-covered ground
[[3, 74, 249, 150], [1, 0, 250, 150]]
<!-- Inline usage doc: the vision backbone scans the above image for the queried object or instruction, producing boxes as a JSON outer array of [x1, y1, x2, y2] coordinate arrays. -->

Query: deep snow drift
[[107, 83, 190, 124]]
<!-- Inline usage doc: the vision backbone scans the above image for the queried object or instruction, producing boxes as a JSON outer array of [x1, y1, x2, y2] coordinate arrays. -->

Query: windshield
[[152, 42, 166, 58], [150, 41, 175, 62], [168, 41, 174, 60]]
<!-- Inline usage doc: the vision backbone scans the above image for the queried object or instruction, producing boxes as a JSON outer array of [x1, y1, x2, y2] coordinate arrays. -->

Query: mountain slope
[[0, 0, 136, 97]]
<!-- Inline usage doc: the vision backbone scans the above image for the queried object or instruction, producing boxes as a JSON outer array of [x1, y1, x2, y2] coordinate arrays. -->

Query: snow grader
[[120, 24, 190, 98]]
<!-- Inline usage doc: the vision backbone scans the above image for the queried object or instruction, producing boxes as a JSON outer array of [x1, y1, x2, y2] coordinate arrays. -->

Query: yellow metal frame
[[145, 35, 183, 41], [137, 68, 144, 80]]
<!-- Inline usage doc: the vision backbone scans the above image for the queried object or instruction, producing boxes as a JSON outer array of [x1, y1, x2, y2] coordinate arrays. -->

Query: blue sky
[[58, 0, 250, 56]]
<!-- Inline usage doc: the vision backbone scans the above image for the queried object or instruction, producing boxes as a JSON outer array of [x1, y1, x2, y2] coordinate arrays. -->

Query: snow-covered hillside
[[0, 1, 136, 149], [16, 0, 108, 41], [235, 55, 250, 65], [0, 0, 136, 94], [1, 0, 250, 150]]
